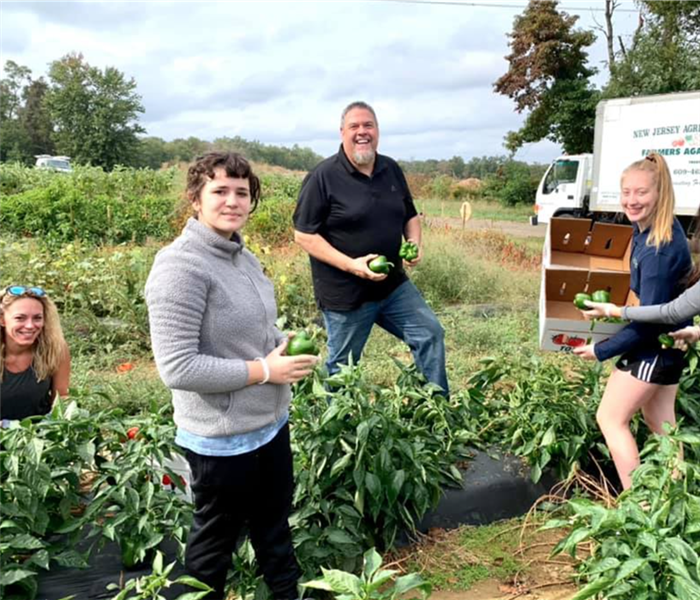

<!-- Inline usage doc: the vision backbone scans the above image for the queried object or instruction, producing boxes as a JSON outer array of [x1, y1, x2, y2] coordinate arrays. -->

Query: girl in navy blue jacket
[[574, 153, 692, 490]]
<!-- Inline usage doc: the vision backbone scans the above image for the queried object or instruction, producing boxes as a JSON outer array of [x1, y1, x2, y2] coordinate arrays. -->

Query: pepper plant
[[290, 361, 472, 572], [547, 428, 700, 600], [0, 400, 98, 599], [105, 550, 212, 599], [302, 547, 431, 600], [79, 403, 192, 569]]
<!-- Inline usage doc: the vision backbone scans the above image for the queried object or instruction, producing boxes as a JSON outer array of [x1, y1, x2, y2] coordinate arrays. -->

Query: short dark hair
[[340, 101, 378, 128], [186, 152, 261, 212]]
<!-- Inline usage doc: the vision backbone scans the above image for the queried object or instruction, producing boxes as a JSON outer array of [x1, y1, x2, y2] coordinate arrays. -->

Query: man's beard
[[352, 147, 376, 166]]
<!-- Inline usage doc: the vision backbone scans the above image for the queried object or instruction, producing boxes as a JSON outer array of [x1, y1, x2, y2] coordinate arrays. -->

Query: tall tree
[[20, 78, 55, 157], [46, 53, 144, 169], [605, 0, 700, 97], [494, 0, 599, 154], [0, 61, 33, 163]]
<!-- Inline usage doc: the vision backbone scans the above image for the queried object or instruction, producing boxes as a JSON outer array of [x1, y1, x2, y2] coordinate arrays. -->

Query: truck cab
[[35, 155, 72, 173], [533, 154, 592, 225]]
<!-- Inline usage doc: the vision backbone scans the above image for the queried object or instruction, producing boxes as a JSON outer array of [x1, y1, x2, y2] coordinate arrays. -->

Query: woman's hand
[[581, 301, 622, 320], [573, 343, 597, 360], [669, 325, 700, 351], [266, 340, 318, 384]]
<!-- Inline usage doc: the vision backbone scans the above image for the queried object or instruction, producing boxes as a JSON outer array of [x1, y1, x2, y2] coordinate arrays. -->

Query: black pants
[[183, 423, 300, 600]]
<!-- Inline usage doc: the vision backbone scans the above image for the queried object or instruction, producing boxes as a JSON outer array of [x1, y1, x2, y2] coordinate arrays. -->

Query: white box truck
[[532, 91, 700, 231]]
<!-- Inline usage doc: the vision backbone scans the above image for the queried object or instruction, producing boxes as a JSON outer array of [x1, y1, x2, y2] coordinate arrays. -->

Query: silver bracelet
[[254, 357, 270, 384]]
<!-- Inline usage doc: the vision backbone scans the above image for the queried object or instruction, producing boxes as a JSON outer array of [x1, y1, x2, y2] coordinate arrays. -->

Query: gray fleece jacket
[[622, 280, 700, 324], [145, 218, 289, 437]]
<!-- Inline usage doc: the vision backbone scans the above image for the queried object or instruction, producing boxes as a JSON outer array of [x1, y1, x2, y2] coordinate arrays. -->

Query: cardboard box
[[544, 218, 633, 272], [539, 218, 637, 352]]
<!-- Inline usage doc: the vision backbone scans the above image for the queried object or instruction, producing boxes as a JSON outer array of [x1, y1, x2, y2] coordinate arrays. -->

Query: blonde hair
[[0, 292, 67, 381], [621, 152, 675, 248]]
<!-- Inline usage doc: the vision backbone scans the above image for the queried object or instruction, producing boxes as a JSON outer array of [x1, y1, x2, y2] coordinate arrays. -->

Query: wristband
[[254, 357, 270, 385]]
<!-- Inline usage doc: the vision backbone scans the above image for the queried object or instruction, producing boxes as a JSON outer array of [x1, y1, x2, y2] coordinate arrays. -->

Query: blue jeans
[[322, 280, 449, 395]]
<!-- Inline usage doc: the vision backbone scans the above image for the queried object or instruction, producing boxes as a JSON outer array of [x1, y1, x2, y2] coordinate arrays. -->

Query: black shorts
[[616, 350, 685, 385]]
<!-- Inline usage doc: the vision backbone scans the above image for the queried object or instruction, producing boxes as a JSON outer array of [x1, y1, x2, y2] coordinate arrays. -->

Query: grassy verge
[[416, 197, 534, 222], [394, 517, 576, 594]]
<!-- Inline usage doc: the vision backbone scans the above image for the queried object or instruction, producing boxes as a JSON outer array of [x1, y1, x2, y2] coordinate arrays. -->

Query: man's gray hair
[[340, 101, 378, 128]]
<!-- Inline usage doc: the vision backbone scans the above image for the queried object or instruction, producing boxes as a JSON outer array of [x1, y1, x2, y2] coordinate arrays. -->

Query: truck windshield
[[543, 159, 579, 194], [47, 160, 71, 170]]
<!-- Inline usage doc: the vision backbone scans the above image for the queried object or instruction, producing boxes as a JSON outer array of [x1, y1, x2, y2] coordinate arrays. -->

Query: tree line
[[0, 53, 324, 172]]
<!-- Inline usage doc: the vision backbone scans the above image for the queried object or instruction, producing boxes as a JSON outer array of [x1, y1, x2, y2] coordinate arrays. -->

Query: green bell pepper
[[399, 241, 419, 261], [658, 333, 675, 349], [368, 256, 394, 274], [573, 293, 592, 310], [287, 331, 319, 356], [591, 289, 611, 303]]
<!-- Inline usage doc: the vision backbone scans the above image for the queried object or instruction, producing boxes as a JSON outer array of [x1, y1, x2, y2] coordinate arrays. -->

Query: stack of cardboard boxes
[[539, 218, 638, 352]]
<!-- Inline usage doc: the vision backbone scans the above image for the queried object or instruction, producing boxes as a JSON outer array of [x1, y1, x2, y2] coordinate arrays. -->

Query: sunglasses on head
[[3, 286, 47, 298]]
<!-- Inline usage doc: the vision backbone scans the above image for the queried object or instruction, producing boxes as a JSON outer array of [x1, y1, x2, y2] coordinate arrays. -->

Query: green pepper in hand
[[399, 242, 419, 261], [573, 293, 592, 310], [368, 256, 394, 274], [658, 333, 675, 349], [287, 331, 319, 356], [591, 289, 611, 303]]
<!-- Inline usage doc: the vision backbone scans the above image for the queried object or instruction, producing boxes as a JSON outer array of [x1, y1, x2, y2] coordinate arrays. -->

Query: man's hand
[[348, 254, 387, 281], [403, 238, 422, 268]]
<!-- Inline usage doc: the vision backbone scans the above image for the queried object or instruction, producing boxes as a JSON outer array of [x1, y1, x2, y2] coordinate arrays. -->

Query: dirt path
[[396, 526, 579, 600], [426, 216, 547, 239]]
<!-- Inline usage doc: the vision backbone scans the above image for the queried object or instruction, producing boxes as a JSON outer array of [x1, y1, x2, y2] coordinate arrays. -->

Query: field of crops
[[2, 164, 700, 600]]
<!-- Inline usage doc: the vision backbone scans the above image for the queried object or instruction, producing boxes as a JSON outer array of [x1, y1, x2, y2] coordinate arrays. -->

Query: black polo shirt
[[293, 145, 418, 311]]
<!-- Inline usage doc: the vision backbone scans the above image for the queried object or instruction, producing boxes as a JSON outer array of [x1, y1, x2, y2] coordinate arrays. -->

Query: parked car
[[35, 155, 73, 173]]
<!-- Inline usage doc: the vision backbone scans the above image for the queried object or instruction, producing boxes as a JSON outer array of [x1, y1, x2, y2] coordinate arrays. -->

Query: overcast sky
[[0, 0, 643, 164]]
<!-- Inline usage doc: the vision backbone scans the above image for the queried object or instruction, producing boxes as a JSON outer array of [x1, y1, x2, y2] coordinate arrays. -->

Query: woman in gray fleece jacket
[[146, 152, 317, 600]]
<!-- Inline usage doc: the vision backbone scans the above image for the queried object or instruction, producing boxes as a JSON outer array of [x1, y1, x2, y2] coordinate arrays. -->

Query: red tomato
[[551, 334, 568, 346], [162, 474, 173, 486], [566, 337, 586, 348], [126, 427, 140, 440]]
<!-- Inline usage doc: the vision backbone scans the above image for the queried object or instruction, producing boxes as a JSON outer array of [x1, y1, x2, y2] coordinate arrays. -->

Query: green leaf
[[388, 470, 406, 505], [614, 558, 647, 584], [540, 426, 556, 447], [320, 568, 363, 596], [570, 577, 614, 600], [326, 528, 356, 546], [0, 567, 36, 586], [302, 580, 334, 592], [365, 472, 382, 500], [394, 573, 432, 598], [330, 453, 353, 478], [363, 548, 383, 580]]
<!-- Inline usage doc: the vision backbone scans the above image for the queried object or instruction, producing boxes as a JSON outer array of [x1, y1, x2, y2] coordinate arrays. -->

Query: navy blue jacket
[[594, 218, 691, 362]]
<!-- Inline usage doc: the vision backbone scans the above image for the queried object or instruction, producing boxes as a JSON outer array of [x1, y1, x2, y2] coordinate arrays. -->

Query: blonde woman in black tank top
[[0, 286, 70, 424]]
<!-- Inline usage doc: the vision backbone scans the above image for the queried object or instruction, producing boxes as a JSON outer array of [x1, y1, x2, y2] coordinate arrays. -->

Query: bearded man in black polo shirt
[[293, 101, 448, 395]]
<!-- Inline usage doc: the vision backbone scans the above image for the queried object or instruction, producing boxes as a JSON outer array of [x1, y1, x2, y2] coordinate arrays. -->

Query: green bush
[[0, 164, 179, 245], [0, 238, 157, 354], [483, 161, 539, 207], [246, 172, 302, 246]]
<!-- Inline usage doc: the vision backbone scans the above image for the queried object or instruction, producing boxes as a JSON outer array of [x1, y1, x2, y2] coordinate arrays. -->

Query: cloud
[[1, 1, 637, 163]]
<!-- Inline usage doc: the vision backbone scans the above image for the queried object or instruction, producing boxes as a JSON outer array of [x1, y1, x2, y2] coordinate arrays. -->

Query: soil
[[426, 216, 547, 239], [396, 526, 579, 600]]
